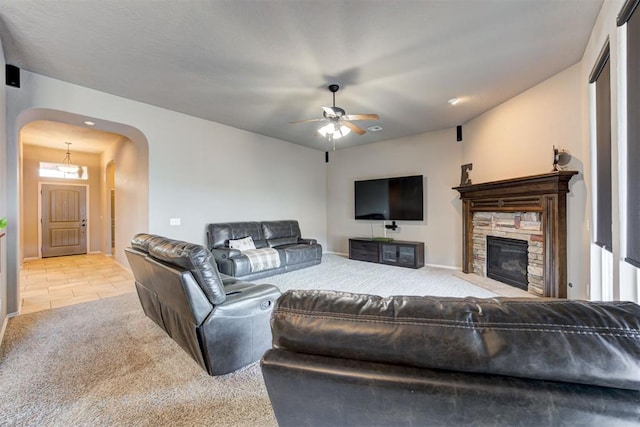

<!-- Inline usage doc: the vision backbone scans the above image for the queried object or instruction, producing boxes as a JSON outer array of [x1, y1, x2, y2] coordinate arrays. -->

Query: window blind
[[590, 42, 612, 252], [619, 0, 640, 266]]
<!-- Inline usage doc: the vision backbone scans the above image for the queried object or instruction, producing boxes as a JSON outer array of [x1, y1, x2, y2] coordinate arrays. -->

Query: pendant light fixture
[[57, 142, 81, 175]]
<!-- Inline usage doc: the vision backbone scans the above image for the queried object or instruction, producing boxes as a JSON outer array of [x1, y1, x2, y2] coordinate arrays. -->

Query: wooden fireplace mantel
[[453, 171, 578, 298]]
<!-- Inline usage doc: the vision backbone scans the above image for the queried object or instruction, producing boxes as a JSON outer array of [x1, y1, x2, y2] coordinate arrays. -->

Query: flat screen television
[[354, 175, 423, 221]]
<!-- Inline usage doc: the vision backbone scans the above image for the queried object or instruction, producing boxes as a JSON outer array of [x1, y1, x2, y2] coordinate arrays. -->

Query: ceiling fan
[[290, 84, 379, 149]]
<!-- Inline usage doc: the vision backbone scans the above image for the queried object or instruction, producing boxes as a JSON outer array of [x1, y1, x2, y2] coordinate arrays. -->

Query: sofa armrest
[[215, 283, 280, 315], [298, 238, 317, 245], [211, 252, 252, 277], [210, 248, 241, 260]]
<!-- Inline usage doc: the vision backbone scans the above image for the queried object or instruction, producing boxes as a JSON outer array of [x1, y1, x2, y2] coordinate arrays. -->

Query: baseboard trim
[[326, 252, 459, 270], [325, 251, 348, 257], [114, 259, 131, 272], [424, 263, 461, 271], [0, 314, 8, 348]]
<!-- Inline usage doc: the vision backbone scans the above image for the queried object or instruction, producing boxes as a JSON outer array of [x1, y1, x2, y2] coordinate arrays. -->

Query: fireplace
[[453, 171, 578, 297], [486, 236, 528, 290]]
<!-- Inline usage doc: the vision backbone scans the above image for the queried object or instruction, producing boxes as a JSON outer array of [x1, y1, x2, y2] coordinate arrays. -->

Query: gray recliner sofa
[[206, 220, 322, 281], [125, 233, 280, 376], [261, 290, 640, 426]]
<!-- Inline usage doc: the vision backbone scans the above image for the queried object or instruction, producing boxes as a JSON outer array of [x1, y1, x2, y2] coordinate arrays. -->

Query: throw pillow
[[229, 236, 256, 252]]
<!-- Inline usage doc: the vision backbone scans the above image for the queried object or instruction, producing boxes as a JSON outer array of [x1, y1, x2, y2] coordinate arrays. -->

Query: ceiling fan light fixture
[[448, 97, 460, 105], [317, 123, 334, 137], [318, 123, 351, 139], [337, 125, 351, 138]]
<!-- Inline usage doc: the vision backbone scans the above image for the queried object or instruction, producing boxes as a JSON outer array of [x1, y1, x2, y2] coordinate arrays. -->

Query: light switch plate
[[169, 218, 181, 226]]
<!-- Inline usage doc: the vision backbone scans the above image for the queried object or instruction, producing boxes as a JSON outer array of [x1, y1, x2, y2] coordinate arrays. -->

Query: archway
[[6, 108, 149, 315]]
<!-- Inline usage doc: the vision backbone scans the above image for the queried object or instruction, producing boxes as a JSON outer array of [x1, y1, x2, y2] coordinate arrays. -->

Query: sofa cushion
[[207, 222, 265, 249], [261, 220, 301, 240], [267, 237, 299, 248], [148, 239, 226, 305], [282, 244, 320, 265], [271, 290, 640, 391]]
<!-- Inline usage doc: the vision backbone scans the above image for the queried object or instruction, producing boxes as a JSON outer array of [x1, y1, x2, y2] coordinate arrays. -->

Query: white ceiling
[[21, 120, 124, 153], [1, 0, 603, 152]]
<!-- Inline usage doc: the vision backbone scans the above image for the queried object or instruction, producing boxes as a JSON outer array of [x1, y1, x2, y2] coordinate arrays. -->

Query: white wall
[[0, 36, 8, 336], [461, 64, 587, 299], [98, 134, 148, 266], [327, 128, 463, 268], [5, 71, 327, 314], [462, 64, 583, 183]]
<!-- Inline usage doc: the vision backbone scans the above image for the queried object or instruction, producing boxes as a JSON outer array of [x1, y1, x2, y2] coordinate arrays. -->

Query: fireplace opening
[[486, 236, 528, 290]]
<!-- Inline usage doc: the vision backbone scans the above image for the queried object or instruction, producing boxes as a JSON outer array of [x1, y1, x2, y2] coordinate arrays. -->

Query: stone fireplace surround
[[473, 211, 543, 295], [454, 171, 577, 298]]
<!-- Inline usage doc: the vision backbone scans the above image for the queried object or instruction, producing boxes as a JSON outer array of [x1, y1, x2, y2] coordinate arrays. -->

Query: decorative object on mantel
[[453, 171, 578, 298], [459, 163, 473, 185], [552, 145, 572, 171]]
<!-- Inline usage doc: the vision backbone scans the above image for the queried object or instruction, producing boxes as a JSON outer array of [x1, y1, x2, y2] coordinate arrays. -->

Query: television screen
[[354, 175, 423, 221]]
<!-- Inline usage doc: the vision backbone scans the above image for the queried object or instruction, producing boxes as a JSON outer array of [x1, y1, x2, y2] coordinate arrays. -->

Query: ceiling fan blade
[[321, 106, 338, 118], [343, 120, 366, 135], [289, 118, 326, 124], [342, 114, 379, 121]]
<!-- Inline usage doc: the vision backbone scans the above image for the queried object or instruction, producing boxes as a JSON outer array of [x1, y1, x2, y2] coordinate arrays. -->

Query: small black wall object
[[6, 64, 20, 88], [384, 221, 398, 231], [456, 125, 462, 142], [325, 151, 329, 163]]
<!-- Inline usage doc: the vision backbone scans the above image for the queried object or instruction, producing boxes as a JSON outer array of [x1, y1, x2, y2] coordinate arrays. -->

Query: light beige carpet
[[0, 291, 275, 426], [1, 254, 494, 425]]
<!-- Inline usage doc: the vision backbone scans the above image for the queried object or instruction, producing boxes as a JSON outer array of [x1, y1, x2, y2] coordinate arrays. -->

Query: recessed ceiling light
[[367, 125, 383, 132], [448, 98, 460, 106], [84, 120, 95, 126]]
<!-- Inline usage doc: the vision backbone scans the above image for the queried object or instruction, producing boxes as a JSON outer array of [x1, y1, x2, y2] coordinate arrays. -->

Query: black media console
[[349, 238, 425, 269]]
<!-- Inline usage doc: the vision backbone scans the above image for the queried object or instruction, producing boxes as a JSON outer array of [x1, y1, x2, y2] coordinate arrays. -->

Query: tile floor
[[20, 253, 135, 315]]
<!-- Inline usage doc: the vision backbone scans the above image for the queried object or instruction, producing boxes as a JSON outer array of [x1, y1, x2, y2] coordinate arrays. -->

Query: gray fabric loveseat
[[261, 290, 640, 426], [206, 220, 322, 281], [125, 233, 280, 376]]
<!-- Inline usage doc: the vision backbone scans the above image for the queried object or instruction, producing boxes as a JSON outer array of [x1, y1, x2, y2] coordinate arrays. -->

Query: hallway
[[19, 253, 135, 315]]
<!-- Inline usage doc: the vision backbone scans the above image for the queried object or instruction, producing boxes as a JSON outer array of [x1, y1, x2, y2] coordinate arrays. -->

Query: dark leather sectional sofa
[[206, 220, 322, 280], [125, 233, 280, 376], [261, 290, 640, 426]]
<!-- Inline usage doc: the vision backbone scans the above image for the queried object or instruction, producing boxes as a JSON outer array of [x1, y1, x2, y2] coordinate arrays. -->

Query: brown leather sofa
[[125, 233, 280, 376], [261, 290, 640, 426]]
